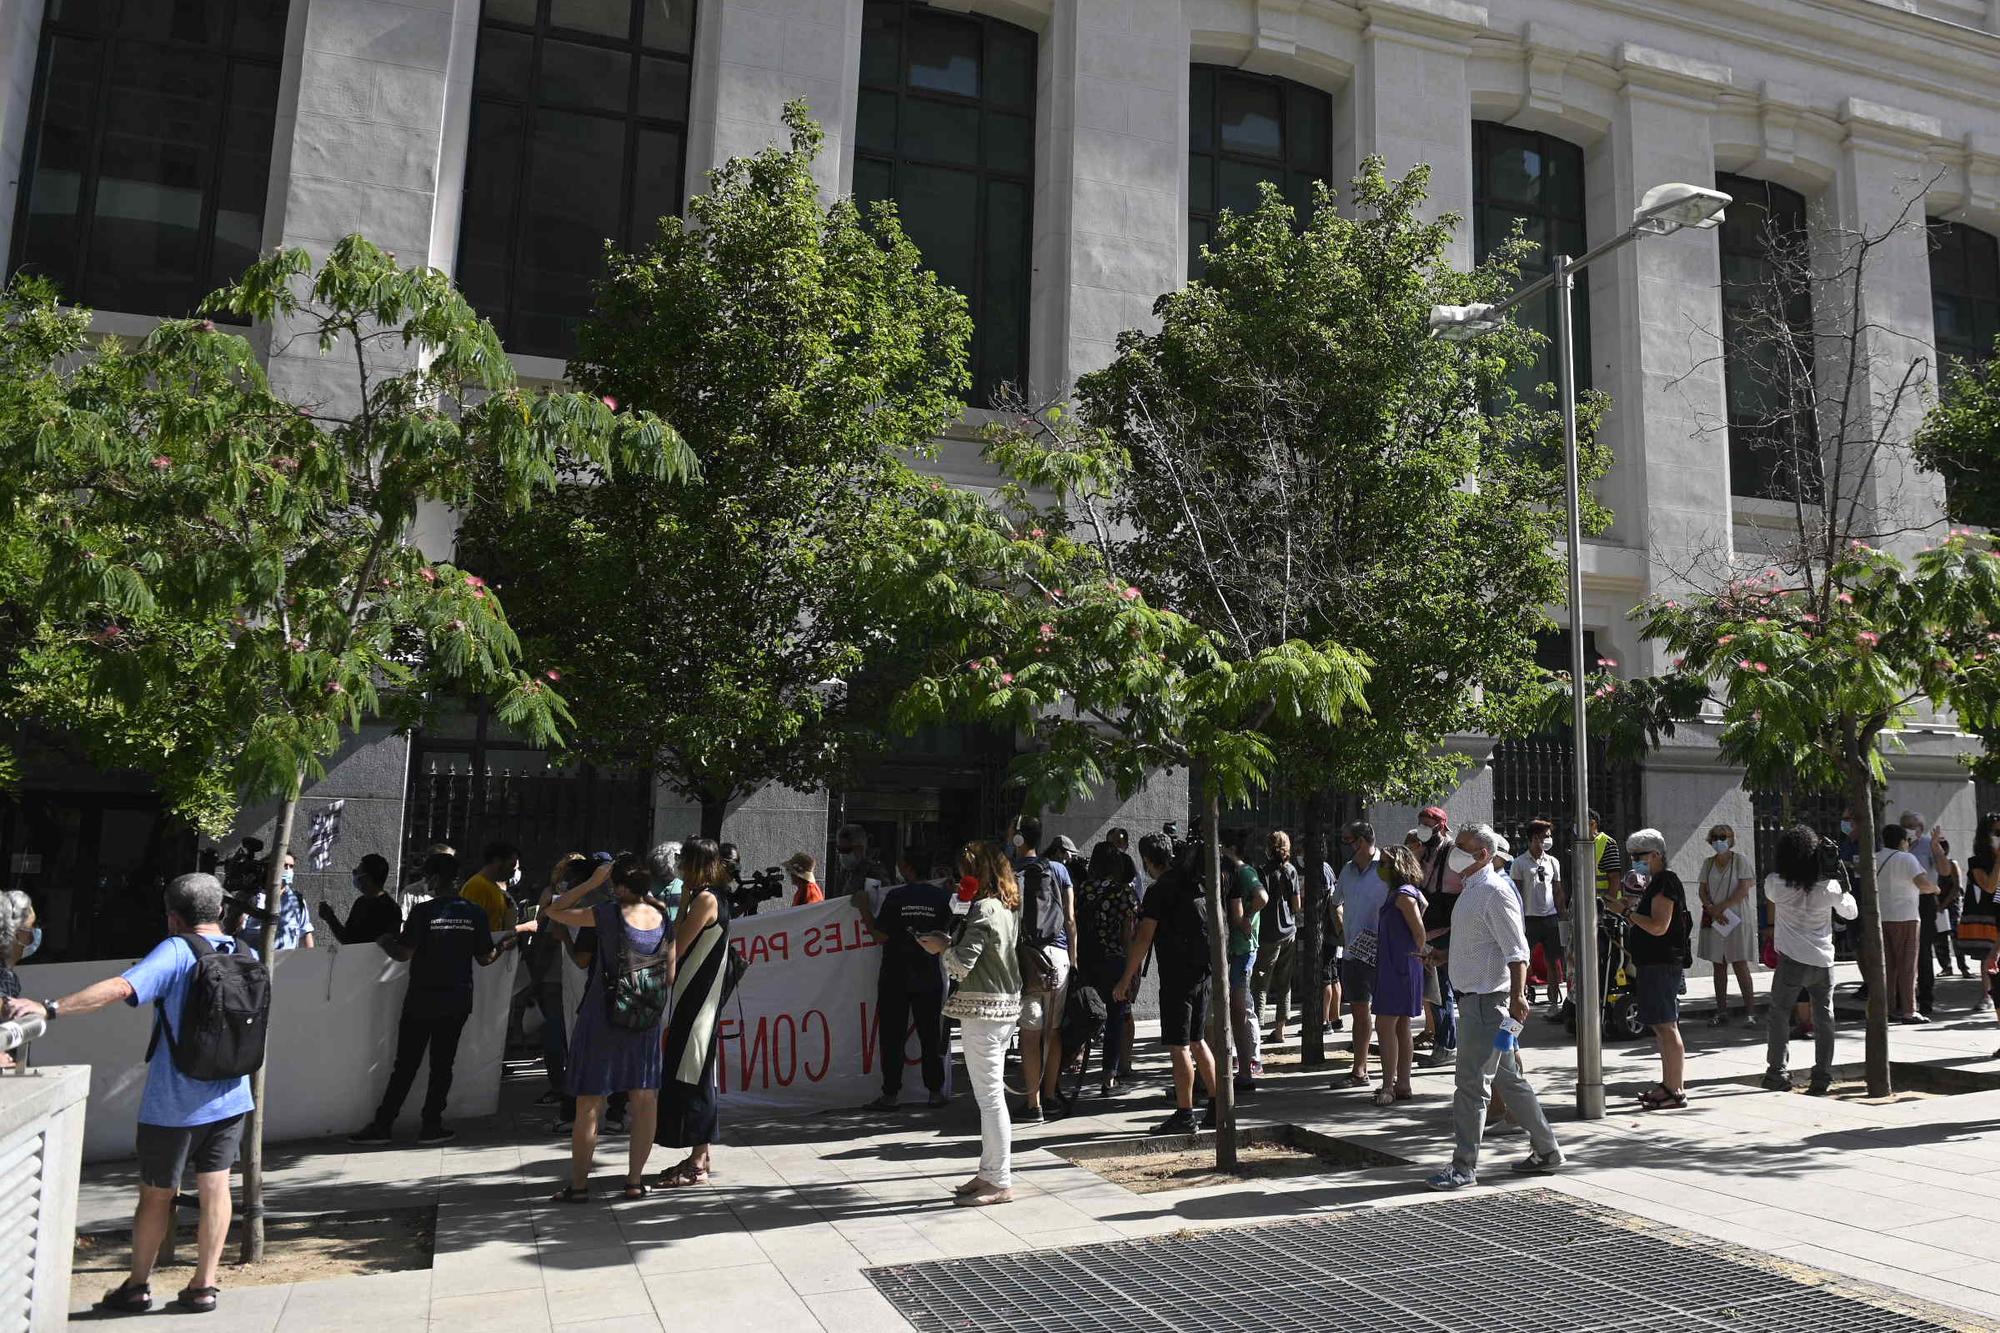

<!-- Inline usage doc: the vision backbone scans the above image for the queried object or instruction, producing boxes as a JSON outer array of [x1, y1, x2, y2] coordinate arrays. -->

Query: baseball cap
[[1046, 835, 1078, 855]]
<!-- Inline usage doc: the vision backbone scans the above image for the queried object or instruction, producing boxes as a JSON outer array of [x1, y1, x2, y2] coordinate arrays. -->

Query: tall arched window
[[855, 0, 1036, 403], [9, 0, 289, 319], [1930, 220, 1999, 376], [1717, 173, 1815, 501], [1186, 66, 1332, 279], [1472, 122, 1590, 402], [456, 0, 697, 358]]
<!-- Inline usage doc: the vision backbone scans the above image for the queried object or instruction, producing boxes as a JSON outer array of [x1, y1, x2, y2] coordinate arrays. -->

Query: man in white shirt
[[1878, 824, 1938, 1023], [1510, 819, 1565, 1019], [1427, 824, 1563, 1191]]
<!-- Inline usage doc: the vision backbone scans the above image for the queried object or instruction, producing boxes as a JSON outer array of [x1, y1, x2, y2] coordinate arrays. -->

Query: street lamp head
[[1634, 183, 1731, 234], [1428, 302, 1502, 340]]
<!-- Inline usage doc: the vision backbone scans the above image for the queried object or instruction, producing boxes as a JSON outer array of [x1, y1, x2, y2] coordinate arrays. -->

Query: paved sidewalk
[[67, 965, 2000, 1330]]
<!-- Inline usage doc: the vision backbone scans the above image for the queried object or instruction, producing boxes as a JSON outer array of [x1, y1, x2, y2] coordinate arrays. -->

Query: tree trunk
[[239, 790, 300, 1265], [1298, 790, 1330, 1067], [1202, 786, 1238, 1170], [698, 793, 727, 843], [1843, 754, 1892, 1099]]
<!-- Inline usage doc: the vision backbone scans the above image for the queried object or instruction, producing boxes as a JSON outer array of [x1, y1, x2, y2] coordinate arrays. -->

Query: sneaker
[[1511, 1149, 1565, 1175], [1330, 1017, 1345, 1032], [1019, 1103, 1045, 1124], [1759, 1072, 1794, 1092], [1425, 1046, 1457, 1068], [416, 1123, 456, 1146], [1706, 1009, 1729, 1027], [864, 1093, 901, 1111], [1150, 1109, 1197, 1136], [1199, 1100, 1217, 1130], [1545, 1001, 1564, 1022], [1412, 1032, 1433, 1050], [1808, 1074, 1834, 1096], [1426, 1167, 1477, 1192], [549, 1118, 575, 1135], [926, 1091, 949, 1108], [347, 1123, 392, 1146], [535, 1089, 563, 1106], [1485, 1117, 1523, 1138], [1234, 1077, 1258, 1094]]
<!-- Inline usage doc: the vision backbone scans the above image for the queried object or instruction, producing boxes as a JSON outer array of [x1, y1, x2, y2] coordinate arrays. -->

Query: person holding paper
[[1697, 823, 1757, 1027]]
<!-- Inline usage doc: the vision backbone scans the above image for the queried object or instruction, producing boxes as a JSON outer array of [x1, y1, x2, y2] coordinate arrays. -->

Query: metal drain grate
[[868, 1189, 1965, 1333]]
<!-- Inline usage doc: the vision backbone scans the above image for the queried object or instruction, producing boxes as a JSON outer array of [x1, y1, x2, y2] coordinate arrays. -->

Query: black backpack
[[147, 933, 271, 1081], [1018, 859, 1066, 948], [1152, 866, 1213, 976]]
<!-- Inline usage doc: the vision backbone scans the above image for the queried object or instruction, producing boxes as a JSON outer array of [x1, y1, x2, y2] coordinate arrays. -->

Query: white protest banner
[[715, 895, 950, 1111]]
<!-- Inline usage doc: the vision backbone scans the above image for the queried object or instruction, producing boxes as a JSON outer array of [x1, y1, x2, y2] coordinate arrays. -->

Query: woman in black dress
[[657, 838, 731, 1187]]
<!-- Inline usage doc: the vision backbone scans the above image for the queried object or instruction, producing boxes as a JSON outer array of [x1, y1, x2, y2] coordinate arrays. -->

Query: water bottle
[[1493, 1014, 1523, 1054]]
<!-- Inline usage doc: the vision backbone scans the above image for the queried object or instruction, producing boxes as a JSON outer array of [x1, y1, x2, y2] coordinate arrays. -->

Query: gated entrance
[[401, 703, 654, 885]]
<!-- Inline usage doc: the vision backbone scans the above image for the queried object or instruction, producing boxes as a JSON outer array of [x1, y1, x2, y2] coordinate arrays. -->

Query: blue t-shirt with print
[[122, 933, 258, 1128]]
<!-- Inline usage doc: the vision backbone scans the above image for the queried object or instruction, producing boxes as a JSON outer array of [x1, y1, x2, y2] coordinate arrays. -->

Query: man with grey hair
[[6, 873, 261, 1313], [1427, 824, 1563, 1190], [649, 840, 684, 916]]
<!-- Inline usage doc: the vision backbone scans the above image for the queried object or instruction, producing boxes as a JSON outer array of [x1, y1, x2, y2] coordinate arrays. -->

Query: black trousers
[[1918, 911, 1938, 1015], [877, 978, 946, 1096], [374, 1007, 472, 1128]]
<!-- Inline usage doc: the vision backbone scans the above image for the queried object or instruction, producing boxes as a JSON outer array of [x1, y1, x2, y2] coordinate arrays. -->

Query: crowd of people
[[5, 804, 2000, 1310]]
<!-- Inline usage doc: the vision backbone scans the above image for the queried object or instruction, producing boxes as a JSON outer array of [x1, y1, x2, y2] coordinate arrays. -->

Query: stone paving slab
[[64, 964, 2000, 1330]]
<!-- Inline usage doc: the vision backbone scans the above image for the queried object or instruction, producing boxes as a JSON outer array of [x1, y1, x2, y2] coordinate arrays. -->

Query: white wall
[[14, 945, 517, 1163]]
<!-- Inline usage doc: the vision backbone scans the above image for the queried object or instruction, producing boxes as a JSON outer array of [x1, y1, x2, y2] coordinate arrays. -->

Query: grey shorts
[[136, 1114, 246, 1190]]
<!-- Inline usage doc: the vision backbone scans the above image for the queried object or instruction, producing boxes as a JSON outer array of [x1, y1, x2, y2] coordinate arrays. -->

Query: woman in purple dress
[[1371, 844, 1429, 1106], [534, 853, 669, 1200]]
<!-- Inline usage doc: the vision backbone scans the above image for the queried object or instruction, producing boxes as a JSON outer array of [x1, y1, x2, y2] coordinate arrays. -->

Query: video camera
[[729, 867, 785, 918], [218, 837, 274, 932]]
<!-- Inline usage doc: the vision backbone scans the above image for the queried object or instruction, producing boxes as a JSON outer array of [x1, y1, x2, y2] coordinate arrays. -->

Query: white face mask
[[1417, 826, 1437, 844], [509, 867, 523, 888], [1710, 838, 1731, 856], [1446, 847, 1476, 874]]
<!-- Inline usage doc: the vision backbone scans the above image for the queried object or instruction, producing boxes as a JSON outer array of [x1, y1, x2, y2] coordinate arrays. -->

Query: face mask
[[1416, 826, 1437, 844], [1710, 838, 1731, 856], [1839, 820, 1853, 836], [281, 868, 295, 886], [1446, 847, 1476, 874], [1991, 835, 2000, 850], [352, 870, 368, 891], [20, 927, 40, 960], [838, 852, 860, 870], [509, 867, 523, 888]]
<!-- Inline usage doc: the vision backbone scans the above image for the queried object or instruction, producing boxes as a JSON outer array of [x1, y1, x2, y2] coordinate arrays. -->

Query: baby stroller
[[1563, 897, 1650, 1042]]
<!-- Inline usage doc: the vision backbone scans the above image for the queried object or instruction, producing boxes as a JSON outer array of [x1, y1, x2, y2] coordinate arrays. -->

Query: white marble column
[[688, 0, 861, 199], [1030, 0, 1186, 392], [1831, 98, 1947, 557], [1596, 46, 1732, 668], [1352, 0, 1485, 266]]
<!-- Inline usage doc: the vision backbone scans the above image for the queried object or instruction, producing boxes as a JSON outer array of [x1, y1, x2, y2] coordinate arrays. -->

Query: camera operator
[[1760, 826, 1857, 1095]]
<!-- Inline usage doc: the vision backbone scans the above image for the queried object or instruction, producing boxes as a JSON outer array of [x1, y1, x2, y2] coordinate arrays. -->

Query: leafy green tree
[[466, 104, 990, 838], [969, 159, 1607, 1067], [1589, 534, 2000, 1098], [1913, 356, 2000, 530], [0, 237, 689, 1258]]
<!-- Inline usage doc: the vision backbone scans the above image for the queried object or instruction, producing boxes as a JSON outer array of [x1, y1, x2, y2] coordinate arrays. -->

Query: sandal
[[1332, 1072, 1373, 1089], [1637, 1085, 1688, 1110], [1372, 1087, 1395, 1108], [95, 1282, 152, 1314], [549, 1185, 592, 1204], [622, 1181, 651, 1200], [660, 1163, 711, 1188], [174, 1286, 220, 1314], [1393, 1085, 1414, 1102]]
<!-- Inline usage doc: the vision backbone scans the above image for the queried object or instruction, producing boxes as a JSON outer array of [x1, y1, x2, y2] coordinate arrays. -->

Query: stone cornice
[[1356, 0, 1489, 45], [1615, 42, 1733, 103], [1841, 96, 1948, 159]]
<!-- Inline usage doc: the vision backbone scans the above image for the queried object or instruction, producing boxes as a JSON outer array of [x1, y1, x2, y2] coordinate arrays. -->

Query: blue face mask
[[281, 868, 295, 886], [21, 927, 40, 960], [1839, 819, 1853, 836]]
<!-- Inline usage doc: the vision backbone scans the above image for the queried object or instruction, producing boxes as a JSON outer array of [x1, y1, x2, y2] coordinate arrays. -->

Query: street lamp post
[[1431, 182, 1730, 1121]]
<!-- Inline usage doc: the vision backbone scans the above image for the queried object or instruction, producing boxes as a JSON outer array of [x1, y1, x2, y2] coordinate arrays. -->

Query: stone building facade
[[3, 0, 1997, 927]]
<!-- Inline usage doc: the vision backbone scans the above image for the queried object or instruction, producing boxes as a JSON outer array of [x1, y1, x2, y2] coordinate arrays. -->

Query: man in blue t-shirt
[[348, 878, 515, 1146], [6, 872, 254, 1314]]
